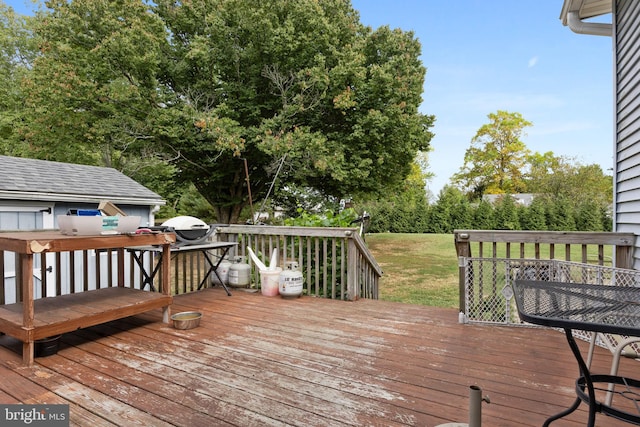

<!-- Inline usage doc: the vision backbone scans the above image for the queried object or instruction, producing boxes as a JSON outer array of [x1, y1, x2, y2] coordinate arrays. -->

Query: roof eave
[[560, 0, 612, 36], [0, 191, 166, 206], [560, 0, 613, 25]]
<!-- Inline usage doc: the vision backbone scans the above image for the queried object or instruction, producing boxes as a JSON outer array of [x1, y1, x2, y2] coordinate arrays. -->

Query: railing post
[[454, 231, 471, 313], [615, 244, 634, 269], [347, 238, 359, 301]]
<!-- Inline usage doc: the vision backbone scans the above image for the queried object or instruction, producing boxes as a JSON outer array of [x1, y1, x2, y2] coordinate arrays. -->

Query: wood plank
[[120, 294, 626, 426], [0, 288, 171, 340], [66, 325, 426, 426], [0, 231, 176, 254], [0, 289, 636, 426], [0, 347, 116, 426], [16, 359, 172, 427]]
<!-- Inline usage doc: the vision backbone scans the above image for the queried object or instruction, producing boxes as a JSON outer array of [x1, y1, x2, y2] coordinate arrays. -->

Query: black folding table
[[128, 242, 238, 296], [513, 279, 640, 426]]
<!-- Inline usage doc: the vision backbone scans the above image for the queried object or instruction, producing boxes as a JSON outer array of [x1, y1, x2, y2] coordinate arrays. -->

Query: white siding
[[0, 203, 53, 303], [615, 0, 640, 268], [0, 203, 147, 303]]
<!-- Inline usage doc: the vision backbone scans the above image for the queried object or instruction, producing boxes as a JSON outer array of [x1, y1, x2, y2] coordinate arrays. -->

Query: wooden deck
[[0, 288, 637, 426]]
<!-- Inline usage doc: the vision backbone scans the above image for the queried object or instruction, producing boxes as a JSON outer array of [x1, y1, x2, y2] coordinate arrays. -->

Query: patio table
[[513, 279, 640, 426], [127, 242, 238, 296]]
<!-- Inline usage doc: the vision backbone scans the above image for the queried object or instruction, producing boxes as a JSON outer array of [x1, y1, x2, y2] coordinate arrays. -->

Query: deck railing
[[134, 225, 382, 300], [454, 229, 637, 319], [0, 225, 381, 304], [211, 224, 382, 300]]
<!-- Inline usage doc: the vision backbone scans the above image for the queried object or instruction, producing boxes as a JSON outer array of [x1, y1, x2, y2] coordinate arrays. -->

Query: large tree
[[453, 110, 532, 198], [16, 0, 178, 198], [153, 0, 434, 223], [12, 0, 433, 223]]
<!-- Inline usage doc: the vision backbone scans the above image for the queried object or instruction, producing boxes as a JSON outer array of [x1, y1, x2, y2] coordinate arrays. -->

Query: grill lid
[[161, 216, 212, 245], [162, 215, 209, 231]]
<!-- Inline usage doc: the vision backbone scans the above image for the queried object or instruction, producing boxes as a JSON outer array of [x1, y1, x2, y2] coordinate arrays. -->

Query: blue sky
[[352, 0, 614, 197], [6, 0, 614, 198]]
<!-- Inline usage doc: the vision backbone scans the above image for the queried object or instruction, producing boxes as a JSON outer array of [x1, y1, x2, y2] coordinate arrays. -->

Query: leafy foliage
[[284, 208, 357, 228], [1, 1, 433, 224], [152, 0, 434, 222], [365, 192, 612, 234], [453, 110, 532, 197], [0, 3, 36, 152]]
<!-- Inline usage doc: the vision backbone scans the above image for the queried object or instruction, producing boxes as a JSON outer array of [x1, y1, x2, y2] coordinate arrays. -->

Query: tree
[[0, 3, 36, 152], [153, 0, 434, 223], [453, 110, 532, 198], [526, 152, 612, 209], [519, 196, 546, 230], [493, 195, 519, 230], [363, 159, 431, 233], [473, 199, 495, 230], [575, 199, 603, 231], [15, 0, 179, 204], [428, 186, 470, 233], [545, 196, 576, 231], [10, 0, 433, 224]]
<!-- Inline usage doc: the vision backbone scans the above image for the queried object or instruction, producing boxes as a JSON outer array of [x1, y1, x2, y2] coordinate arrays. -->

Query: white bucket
[[260, 268, 282, 297]]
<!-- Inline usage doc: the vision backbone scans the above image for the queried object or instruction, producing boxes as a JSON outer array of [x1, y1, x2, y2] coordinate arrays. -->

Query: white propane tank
[[210, 257, 232, 286], [279, 261, 304, 298], [228, 256, 251, 288]]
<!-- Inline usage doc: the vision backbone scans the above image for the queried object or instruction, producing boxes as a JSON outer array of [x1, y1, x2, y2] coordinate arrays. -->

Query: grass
[[366, 233, 459, 308], [365, 233, 615, 309]]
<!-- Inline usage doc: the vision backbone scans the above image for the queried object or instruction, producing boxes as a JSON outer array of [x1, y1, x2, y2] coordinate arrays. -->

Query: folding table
[[128, 241, 238, 296]]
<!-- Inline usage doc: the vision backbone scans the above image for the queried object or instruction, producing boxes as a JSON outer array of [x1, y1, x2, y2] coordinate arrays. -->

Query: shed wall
[[0, 201, 149, 303]]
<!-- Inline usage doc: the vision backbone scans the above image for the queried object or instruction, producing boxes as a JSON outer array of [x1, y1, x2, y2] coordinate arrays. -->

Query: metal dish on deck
[[171, 311, 202, 330]]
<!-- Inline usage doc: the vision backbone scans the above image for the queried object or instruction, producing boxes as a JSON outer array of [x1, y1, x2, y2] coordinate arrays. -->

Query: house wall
[[614, 0, 640, 268]]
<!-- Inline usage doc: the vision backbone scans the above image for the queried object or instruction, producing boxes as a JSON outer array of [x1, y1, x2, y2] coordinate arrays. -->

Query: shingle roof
[[0, 155, 163, 204]]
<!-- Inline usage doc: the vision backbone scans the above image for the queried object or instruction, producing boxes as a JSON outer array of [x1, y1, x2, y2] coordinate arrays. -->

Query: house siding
[[615, 0, 640, 268]]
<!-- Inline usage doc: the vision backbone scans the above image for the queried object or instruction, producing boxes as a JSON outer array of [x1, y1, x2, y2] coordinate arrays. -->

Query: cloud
[[528, 56, 539, 68]]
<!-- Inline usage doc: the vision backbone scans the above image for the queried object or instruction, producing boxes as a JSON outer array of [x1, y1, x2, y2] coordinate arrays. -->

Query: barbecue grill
[[159, 215, 216, 246]]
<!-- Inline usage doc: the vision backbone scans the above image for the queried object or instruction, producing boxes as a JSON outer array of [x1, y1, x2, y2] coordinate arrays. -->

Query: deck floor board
[[0, 287, 637, 426]]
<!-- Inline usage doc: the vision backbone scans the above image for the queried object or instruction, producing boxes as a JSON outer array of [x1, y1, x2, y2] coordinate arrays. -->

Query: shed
[[0, 155, 165, 231], [0, 155, 165, 301], [560, 0, 640, 268]]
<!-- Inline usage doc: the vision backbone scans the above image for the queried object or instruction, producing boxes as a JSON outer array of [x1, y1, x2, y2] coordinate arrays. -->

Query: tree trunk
[[214, 204, 245, 224]]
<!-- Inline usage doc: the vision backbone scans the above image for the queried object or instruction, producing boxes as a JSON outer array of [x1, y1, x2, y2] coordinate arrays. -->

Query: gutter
[[566, 10, 612, 37], [0, 190, 166, 206]]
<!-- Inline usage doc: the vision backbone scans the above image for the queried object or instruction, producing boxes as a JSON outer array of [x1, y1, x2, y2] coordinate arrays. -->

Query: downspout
[[566, 11, 612, 36]]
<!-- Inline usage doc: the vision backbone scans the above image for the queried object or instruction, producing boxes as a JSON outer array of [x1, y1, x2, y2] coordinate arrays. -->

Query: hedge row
[[363, 195, 612, 234]]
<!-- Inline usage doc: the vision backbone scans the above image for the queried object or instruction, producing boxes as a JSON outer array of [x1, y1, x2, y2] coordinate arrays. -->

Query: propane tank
[[228, 256, 251, 288], [279, 261, 304, 298], [210, 257, 232, 286]]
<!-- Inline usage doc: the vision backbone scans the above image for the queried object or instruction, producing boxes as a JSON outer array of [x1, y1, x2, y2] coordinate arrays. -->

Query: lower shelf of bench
[[0, 287, 172, 341]]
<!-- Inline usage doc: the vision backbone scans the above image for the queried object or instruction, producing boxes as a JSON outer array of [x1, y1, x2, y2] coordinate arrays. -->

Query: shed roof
[[0, 155, 164, 206]]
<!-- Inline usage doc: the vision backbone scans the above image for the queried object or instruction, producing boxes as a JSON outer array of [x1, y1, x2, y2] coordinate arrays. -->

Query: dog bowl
[[171, 311, 202, 330]]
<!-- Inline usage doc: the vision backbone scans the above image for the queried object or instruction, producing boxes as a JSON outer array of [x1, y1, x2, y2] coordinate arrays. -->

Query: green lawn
[[366, 233, 459, 308], [366, 233, 615, 308]]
